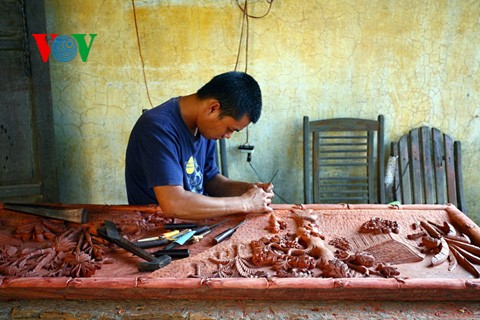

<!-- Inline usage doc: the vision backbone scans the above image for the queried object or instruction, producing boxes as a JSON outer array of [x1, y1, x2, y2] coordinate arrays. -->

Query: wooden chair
[[390, 126, 467, 213], [303, 115, 386, 204]]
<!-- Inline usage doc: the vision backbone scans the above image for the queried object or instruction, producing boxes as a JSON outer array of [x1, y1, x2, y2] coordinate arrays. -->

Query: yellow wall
[[44, 0, 480, 223]]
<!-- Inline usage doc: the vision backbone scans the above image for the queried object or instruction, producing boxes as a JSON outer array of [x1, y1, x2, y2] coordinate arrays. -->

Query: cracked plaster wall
[[44, 0, 480, 223]]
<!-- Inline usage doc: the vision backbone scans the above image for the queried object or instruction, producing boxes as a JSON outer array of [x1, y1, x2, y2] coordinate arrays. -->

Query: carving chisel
[[135, 230, 180, 243], [163, 229, 197, 250], [133, 229, 190, 248], [189, 221, 228, 243], [213, 220, 246, 244], [269, 169, 280, 184], [193, 220, 227, 235]]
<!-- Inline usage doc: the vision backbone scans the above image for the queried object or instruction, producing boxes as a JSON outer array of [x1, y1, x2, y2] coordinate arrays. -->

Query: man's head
[[197, 71, 262, 124]]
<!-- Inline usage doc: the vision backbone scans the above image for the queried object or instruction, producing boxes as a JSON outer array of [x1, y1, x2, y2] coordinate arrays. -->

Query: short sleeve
[[137, 123, 184, 189]]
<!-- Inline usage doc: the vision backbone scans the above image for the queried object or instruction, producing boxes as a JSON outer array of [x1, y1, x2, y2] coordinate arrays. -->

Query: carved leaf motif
[[449, 244, 480, 265], [431, 238, 449, 266], [449, 246, 480, 278]]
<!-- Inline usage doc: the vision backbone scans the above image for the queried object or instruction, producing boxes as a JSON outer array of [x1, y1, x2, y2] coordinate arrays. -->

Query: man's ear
[[207, 99, 221, 115]]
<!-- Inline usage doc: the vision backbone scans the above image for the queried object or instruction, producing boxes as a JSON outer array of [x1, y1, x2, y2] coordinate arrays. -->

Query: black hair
[[196, 71, 262, 123]]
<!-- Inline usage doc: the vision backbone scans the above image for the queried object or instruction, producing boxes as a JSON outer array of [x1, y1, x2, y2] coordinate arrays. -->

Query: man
[[125, 71, 274, 219]]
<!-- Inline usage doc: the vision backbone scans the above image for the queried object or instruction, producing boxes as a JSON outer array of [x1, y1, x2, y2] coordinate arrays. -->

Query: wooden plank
[[420, 126, 434, 204], [25, 0, 59, 201], [397, 135, 412, 204], [432, 128, 448, 204], [313, 131, 320, 203], [0, 51, 36, 184], [454, 141, 467, 213], [377, 115, 385, 203], [432, 128, 447, 204], [443, 134, 457, 206], [0, 183, 41, 199], [0, 0, 23, 47], [409, 128, 423, 204], [303, 116, 311, 204], [367, 131, 375, 203], [309, 118, 378, 131]]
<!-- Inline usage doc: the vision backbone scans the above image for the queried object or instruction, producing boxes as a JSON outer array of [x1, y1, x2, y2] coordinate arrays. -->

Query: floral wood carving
[[208, 211, 402, 279], [1, 224, 108, 278]]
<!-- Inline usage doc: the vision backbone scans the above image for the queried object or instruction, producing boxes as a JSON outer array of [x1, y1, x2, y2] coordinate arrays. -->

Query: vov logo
[[32, 34, 97, 62]]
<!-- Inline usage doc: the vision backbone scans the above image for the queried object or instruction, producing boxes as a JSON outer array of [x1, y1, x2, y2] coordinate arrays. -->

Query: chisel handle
[[153, 249, 190, 258], [164, 223, 197, 230], [133, 238, 169, 249], [163, 241, 178, 250], [194, 225, 211, 235]]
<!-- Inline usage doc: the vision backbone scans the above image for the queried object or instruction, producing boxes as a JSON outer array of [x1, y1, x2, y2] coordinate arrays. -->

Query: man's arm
[[154, 182, 274, 220], [204, 174, 274, 197]]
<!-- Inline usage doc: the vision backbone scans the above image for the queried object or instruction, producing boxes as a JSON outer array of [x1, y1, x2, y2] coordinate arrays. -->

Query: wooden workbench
[[0, 203, 479, 302]]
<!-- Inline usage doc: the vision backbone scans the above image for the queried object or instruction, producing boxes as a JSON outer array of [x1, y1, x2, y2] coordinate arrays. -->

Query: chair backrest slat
[[432, 128, 447, 204], [396, 134, 412, 204], [444, 134, 457, 206], [420, 126, 435, 204], [409, 128, 424, 204]]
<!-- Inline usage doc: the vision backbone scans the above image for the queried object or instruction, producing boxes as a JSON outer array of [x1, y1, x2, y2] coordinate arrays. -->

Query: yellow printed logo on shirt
[[186, 156, 195, 174]]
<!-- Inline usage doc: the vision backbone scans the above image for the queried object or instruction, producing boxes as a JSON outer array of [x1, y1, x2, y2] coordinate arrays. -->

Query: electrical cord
[[236, 0, 274, 19], [131, 0, 154, 108], [234, 0, 274, 147], [248, 161, 291, 204]]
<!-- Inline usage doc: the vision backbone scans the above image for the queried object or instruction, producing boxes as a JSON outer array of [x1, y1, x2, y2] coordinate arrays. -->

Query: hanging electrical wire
[[131, 0, 154, 108], [236, 0, 274, 19], [233, 0, 274, 144]]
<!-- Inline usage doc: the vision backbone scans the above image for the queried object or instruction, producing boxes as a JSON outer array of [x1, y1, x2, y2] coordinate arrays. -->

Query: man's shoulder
[[145, 97, 178, 118], [137, 97, 180, 128]]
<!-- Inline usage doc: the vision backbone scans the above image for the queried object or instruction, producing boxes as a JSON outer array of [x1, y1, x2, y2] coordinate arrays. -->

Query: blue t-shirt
[[125, 97, 220, 204]]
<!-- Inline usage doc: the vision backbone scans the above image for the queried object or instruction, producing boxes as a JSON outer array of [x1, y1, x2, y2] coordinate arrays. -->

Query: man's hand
[[254, 182, 274, 193], [241, 185, 274, 214]]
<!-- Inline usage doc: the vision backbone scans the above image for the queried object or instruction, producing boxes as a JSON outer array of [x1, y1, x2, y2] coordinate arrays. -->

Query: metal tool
[[163, 229, 197, 250], [136, 229, 180, 242], [134, 229, 191, 249], [164, 223, 198, 230], [189, 221, 227, 243], [213, 220, 246, 244], [193, 220, 227, 235], [3, 203, 87, 223], [133, 229, 191, 248], [153, 249, 190, 259], [269, 169, 280, 184], [97, 220, 171, 272]]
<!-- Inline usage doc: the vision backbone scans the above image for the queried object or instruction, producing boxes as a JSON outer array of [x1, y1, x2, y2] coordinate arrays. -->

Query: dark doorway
[[0, 0, 57, 202]]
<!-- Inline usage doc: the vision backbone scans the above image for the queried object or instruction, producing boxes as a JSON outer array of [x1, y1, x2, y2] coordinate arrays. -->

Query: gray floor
[[1, 299, 480, 319]]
